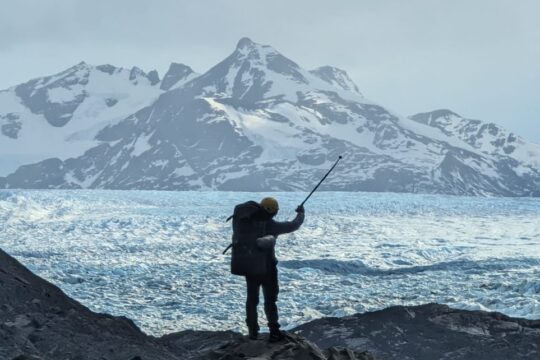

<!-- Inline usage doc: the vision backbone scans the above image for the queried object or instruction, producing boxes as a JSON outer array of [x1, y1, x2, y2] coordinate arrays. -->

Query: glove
[[295, 205, 305, 213]]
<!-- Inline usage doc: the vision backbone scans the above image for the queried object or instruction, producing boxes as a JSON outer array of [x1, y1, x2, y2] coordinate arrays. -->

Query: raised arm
[[267, 206, 305, 236]]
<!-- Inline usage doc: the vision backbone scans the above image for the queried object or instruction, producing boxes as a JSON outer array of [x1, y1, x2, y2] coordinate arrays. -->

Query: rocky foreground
[[1, 248, 539, 360]]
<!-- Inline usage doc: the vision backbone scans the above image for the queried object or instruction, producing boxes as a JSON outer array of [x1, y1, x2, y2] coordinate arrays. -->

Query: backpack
[[226, 201, 269, 277]]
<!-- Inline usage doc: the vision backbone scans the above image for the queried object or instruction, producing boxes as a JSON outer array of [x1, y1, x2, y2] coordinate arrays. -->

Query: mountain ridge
[[0, 38, 539, 196]]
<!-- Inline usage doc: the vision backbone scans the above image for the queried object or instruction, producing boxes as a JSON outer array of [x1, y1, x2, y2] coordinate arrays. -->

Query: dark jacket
[[264, 211, 305, 265], [230, 201, 304, 276], [266, 212, 305, 237]]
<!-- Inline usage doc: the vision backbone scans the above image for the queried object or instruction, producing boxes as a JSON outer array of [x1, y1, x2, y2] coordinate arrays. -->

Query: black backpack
[[226, 201, 269, 277]]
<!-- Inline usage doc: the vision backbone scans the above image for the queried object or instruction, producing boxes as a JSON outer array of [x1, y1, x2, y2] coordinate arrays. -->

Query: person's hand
[[295, 205, 305, 213]]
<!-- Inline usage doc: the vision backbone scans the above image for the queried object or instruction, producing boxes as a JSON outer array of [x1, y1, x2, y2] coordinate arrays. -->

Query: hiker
[[227, 197, 304, 342]]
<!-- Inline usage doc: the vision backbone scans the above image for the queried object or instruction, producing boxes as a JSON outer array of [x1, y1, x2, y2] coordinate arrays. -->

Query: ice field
[[0, 190, 539, 336]]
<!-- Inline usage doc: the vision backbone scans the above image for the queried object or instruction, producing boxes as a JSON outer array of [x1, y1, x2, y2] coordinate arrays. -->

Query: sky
[[1, 0, 539, 143]]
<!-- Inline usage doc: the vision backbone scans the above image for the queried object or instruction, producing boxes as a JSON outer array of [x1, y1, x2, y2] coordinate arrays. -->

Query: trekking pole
[[223, 156, 342, 255], [299, 155, 342, 208]]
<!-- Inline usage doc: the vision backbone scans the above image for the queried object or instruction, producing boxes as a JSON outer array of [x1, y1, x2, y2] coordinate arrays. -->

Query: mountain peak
[[188, 37, 307, 101], [310, 65, 362, 95], [160, 62, 196, 91], [64, 61, 90, 73], [429, 109, 461, 118], [96, 64, 120, 75], [236, 37, 256, 49], [410, 109, 461, 125], [233, 37, 277, 60]]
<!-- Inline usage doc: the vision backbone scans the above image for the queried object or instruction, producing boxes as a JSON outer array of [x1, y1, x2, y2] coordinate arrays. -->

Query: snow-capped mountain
[[0, 38, 539, 196], [0, 61, 192, 175], [409, 109, 540, 167], [160, 63, 198, 91]]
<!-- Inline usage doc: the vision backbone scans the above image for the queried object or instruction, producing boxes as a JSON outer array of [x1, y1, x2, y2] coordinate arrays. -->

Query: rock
[[190, 333, 369, 360], [12, 355, 44, 360], [293, 303, 540, 360], [324, 347, 376, 360], [2, 247, 539, 359], [0, 247, 374, 360]]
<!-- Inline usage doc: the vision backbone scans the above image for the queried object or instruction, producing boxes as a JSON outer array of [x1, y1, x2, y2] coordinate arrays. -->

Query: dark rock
[[188, 332, 373, 360], [294, 303, 540, 360], [147, 70, 160, 86], [160, 63, 194, 90], [0, 247, 374, 360], [12, 355, 44, 360], [2, 246, 538, 359]]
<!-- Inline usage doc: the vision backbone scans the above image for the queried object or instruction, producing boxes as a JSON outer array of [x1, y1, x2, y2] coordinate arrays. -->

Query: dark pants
[[245, 266, 280, 332]]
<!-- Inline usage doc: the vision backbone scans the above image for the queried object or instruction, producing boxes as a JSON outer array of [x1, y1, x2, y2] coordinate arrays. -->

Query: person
[[232, 197, 305, 342]]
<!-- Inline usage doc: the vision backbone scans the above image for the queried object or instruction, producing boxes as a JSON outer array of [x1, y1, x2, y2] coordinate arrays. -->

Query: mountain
[[409, 109, 539, 166], [0, 38, 539, 196], [160, 63, 198, 91], [0, 61, 190, 176]]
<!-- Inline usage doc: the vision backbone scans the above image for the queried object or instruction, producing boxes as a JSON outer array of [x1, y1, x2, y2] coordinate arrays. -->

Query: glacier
[[0, 190, 539, 336]]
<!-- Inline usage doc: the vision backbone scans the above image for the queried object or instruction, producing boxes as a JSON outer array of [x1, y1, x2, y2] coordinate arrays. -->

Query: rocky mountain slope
[[1, 38, 539, 195], [2, 247, 539, 359]]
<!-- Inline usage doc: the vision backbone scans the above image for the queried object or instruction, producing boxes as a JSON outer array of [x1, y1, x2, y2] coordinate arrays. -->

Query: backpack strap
[[222, 243, 233, 254]]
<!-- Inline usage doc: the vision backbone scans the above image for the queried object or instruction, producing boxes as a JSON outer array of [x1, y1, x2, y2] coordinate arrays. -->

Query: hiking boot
[[268, 329, 285, 343]]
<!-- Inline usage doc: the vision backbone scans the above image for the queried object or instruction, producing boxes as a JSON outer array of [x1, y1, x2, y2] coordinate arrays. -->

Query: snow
[[0, 65, 163, 176], [47, 85, 84, 103], [172, 165, 195, 177], [227, 41, 367, 104], [275, 102, 379, 154], [131, 132, 153, 157], [0, 190, 538, 336], [399, 116, 481, 155], [498, 136, 540, 168], [204, 98, 311, 163], [203, 91, 536, 181], [411, 113, 540, 169], [168, 72, 199, 90]]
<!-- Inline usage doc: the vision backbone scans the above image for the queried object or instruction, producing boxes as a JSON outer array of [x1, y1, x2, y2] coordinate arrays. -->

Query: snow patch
[[47, 85, 84, 103], [131, 132, 153, 157]]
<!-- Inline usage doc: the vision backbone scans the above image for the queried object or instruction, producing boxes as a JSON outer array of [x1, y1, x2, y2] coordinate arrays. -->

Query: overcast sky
[[1, 0, 539, 142]]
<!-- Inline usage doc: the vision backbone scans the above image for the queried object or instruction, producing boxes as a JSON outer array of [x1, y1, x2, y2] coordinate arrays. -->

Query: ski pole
[[299, 155, 342, 208]]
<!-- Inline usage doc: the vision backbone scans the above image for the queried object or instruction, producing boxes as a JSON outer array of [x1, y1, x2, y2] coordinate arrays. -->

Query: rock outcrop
[[0, 248, 180, 360], [294, 303, 540, 360], [1, 247, 539, 359], [0, 247, 372, 359]]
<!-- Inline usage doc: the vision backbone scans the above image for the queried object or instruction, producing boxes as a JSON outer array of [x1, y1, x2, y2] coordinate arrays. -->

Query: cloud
[[1, 0, 538, 142]]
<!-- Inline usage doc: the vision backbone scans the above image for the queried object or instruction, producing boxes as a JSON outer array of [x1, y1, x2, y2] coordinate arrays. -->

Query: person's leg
[[245, 275, 261, 338], [262, 266, 281, 336]]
